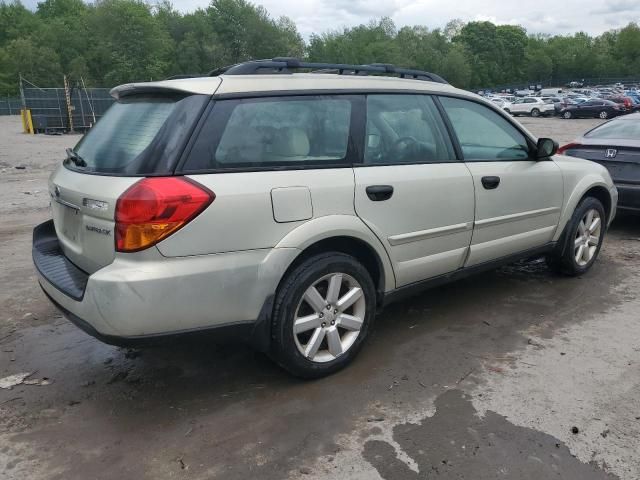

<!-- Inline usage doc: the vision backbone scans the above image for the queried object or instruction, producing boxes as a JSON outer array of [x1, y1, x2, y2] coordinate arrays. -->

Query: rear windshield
[[68, 93, 208, 175], [586, 119, 640, 139]]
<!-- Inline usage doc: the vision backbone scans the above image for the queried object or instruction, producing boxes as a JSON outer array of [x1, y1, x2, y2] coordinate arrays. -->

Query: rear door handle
[[366, 185, 394, 201], [481, 176, 500, 190]]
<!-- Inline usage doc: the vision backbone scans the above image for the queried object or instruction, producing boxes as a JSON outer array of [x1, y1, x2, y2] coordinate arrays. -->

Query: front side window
[[364, 94, 455, 164], [439, 96, 531, 161], [183, 96, 353, 171]]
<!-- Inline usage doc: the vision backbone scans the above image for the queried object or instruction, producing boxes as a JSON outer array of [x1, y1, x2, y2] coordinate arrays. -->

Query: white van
[[540, 88, 563, 96]]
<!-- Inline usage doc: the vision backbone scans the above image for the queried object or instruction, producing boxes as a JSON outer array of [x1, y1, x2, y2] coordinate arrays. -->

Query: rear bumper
[[33, 219, 298, 344], [616, 183, 640, 211]]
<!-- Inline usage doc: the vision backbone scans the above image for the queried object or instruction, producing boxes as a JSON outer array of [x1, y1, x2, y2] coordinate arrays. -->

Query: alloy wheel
[[599, 111, 608, 119], [574, 208, 601, 266], [293, 273, 366, 363], [564, 111, 572, 119]]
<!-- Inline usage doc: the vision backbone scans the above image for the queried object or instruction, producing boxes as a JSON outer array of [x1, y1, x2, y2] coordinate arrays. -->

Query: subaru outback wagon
[[34, 58, 618, 377]]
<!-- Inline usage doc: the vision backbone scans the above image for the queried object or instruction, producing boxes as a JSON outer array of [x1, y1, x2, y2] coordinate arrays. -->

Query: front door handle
[[366, 185, 394, 201], [481, 176, 500, 190]]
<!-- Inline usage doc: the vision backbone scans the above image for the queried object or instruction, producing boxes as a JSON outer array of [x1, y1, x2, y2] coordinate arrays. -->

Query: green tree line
[[1, 0, 640, 95]]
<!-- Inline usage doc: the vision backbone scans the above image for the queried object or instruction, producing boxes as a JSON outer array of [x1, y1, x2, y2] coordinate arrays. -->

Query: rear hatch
[[49, 91, 210, 274]]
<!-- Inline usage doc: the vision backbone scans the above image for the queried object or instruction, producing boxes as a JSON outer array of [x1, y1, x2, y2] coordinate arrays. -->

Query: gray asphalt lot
[[1, 115, 639, 480]]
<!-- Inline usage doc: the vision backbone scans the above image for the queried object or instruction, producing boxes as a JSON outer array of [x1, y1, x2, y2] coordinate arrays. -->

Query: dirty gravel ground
[[1, 115, 639, 480]]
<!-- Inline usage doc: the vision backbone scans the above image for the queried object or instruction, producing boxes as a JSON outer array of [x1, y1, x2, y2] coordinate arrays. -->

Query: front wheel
[[531, 108, 540, 117], [599, 110, 609, 119], [563, 111, 573, 119], [548, 197, 606, 276], [270, 252, 376, 378]]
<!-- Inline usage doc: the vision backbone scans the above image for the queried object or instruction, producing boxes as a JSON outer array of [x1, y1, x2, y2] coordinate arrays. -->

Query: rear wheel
[[531, 108, 540, 117], [270, 252, 376, 378], [599, 110, 609, 119], [548, 197, 606, 276], [563, 111, 573, 119]]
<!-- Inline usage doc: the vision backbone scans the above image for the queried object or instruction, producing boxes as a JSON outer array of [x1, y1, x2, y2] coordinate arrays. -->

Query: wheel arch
[[553, 177, 614, 246], [581, 185, 612, 223], [274, 215, 396, 305]]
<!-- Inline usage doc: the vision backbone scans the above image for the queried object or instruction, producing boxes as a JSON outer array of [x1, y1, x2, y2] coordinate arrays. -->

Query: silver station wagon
[[34, 58, 618, 377]]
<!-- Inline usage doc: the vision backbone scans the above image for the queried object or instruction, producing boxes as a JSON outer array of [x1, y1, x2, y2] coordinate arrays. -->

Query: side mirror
[[536, 138, 558, 159]]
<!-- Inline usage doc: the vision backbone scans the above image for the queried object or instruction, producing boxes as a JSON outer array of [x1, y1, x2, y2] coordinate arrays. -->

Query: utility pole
[[81, 76, 96, 124], [63, 75, 74, 133], [19, 73, 26, 110]]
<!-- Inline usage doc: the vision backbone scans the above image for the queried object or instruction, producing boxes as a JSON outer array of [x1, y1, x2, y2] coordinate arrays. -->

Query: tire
[[270, 252, 376, 378], [599, 110, 609, 119], [531, 108, 540, 117], [547, 197, 606, 276], [563, 111, 572, 119], [504, 108, 511, 114]]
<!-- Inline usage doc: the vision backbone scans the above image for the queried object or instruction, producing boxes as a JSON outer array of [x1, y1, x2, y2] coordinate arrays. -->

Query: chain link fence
[[22, 85, 114, 133], [0, 96, 22, 115]]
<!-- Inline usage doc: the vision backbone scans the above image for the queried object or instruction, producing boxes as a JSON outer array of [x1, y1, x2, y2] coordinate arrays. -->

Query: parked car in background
[[541, 96, 562, 115], [560, 99, 622, 119], [608, 96, 634, 112], [490, 97, 512, 113], [559, 113, 640, 213], [555, 97, 577, 115], [540, 88, 563, 96], [627, 96, 640, 113], [32, 58, 618, 377], [511, 97, 555, 117]]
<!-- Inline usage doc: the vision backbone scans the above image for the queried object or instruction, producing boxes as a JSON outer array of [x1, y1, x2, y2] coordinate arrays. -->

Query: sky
[[169, 0, 640, 38], [22, 0, 640, 39]]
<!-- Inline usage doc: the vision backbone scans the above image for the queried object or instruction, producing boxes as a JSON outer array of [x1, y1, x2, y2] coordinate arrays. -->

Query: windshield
[[69, 93, 208, 175], [586, 118, 640, 140]]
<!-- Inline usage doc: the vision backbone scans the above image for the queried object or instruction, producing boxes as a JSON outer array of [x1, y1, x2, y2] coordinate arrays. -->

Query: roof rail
[[164, 74, 206, 80], [207, 58, 448, 84]]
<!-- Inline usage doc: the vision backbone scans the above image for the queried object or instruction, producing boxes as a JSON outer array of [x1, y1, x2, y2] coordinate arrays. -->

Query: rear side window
[[71, 94, 208, 175], [364, 94, 455, 164], [439, 97, 530, 161], [183, 96, 354, 171]]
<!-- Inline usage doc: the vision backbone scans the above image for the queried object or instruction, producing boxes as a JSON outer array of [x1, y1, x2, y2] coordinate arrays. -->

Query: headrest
[[271, 128, 310, 157]]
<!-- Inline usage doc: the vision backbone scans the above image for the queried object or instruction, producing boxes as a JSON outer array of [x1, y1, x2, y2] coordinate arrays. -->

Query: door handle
[[366, 185, 394, 201], [481, 176, 500, 190]]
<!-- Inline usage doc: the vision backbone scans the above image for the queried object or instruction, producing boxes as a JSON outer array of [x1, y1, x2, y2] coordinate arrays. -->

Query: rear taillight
[[558, 142, 580, 155], [115, 177, 214, 252]]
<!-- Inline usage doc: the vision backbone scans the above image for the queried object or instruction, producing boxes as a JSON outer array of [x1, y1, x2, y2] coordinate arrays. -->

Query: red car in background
[[607, 96, 633, 113]]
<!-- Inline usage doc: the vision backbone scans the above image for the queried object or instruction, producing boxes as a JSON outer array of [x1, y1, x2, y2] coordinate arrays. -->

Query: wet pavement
[[1, 116, 640, 479]]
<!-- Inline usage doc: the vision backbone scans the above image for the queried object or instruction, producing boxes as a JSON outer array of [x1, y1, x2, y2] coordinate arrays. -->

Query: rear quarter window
[[182, 96, 355, 172]]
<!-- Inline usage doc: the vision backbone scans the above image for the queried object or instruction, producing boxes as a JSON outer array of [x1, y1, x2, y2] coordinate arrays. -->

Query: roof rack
[[207, 57, 448, 84], [164, 74, 207, 80]]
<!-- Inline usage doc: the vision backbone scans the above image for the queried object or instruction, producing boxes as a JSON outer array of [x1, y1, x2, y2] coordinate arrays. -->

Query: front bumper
[[33, 220, 298, 344]]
